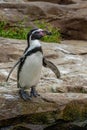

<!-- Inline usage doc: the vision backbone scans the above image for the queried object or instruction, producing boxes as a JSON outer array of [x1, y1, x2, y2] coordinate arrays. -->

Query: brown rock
[[0, 37, 87, 129], [26, 0, 75, 5], [0, 1, 87, 40], [0, 90, 87, 127], [31, 1, 87, 40], [0, 2, 46, 24], [0, 0, 24, 2]]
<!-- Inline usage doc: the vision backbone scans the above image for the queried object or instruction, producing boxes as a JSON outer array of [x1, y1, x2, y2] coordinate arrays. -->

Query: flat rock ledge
[[0, 37, 87, 129], [0, 91, 87, 130]]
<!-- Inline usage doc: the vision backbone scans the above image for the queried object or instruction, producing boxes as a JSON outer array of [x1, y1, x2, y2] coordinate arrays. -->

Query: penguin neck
[[24, 39, 41, 54], [29, 40, 41, 51]]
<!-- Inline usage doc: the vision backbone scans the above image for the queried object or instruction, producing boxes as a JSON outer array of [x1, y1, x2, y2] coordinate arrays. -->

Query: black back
[[24, 28, 39, 53]]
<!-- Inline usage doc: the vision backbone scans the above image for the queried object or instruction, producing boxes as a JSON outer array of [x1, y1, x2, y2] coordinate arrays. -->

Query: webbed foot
[[19, 88, 31, 101], [30, 87, 40, 97]]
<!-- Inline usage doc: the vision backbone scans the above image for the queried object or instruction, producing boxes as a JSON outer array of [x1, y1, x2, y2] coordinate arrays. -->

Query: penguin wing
[[6, 46, 30, 82], [6, 56, 25, 82], [43, 57, 60, 78]]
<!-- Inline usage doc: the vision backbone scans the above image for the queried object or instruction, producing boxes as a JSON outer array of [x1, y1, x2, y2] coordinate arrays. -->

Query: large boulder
[[28, 1, 87, 40], [0, 2, 46, 25]]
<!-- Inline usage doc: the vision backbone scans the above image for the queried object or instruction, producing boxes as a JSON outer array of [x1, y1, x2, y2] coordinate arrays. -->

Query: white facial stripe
[[32, 29, 43, 35]]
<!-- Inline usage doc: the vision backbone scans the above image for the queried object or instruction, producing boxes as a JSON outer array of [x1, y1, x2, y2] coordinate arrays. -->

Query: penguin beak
[[44, 31, 52, 36], [39, 30, 52, 37]]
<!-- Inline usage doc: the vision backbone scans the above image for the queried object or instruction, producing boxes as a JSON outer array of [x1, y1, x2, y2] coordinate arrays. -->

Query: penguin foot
[[30, 87, 40, 97], [19, 89, 31, 101]]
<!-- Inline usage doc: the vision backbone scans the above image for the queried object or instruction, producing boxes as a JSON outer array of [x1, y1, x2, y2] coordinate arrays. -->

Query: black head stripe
[[27, 28, 39, 47]]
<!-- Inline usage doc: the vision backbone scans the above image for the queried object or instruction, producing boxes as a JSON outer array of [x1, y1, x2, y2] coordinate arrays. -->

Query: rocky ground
[[0, 37, 87, 130]]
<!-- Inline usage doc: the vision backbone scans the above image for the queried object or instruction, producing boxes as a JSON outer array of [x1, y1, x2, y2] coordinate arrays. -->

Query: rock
[[44, 99, 87, 130], [31, 1, 87, 40], [44, 120, 87, 130], [0, 1, 87, 40], [0, 90, 58, 126], [26, 0, 75, 5], [0, 37, 87, 129], [12, 126, 31, 130], [0, 38, 87, 93], [0, 2, 46, 26], [0, 0, 25, 3], [0, 91, 87, 129], [37, 1, 87, 40]]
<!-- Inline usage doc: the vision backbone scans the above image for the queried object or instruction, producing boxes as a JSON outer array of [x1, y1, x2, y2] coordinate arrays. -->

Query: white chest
[[19, 51, 43, 88]]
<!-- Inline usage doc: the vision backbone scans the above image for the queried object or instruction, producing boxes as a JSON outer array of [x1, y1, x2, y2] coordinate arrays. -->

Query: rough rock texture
[[0, 37, 87, 129], [0, 1, 87, 40], [0, 0, 25, 2], [0, 0, 82, 4], [0, 2, 46, 26], [29, 1, 87, 40]]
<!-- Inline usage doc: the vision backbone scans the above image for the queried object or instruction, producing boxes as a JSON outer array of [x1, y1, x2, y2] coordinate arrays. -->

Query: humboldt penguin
[[6, 28, 60, 100]]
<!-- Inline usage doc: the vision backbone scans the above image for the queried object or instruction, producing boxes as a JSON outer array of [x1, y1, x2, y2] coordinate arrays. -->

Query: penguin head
[[27, 28, 52, 46]]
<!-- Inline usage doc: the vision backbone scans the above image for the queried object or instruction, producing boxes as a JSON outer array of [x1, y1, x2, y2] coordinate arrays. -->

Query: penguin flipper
[[6, 47, 28, 82], [6, 59, 21, 82], [43, 57, 60, 78], [6, 56, 25, 82]]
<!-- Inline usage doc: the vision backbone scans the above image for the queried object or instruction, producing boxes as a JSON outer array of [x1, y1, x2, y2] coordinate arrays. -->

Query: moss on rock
[[61, 100, 87, 121], [28, 111, 59, 124]]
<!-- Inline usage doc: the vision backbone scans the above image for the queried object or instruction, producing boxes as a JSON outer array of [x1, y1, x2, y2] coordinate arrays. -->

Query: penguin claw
[[19, 89, 31, 101], [30, 87, 40, 97], [19, 87, 40, 100], [32, 93, 40, 97]]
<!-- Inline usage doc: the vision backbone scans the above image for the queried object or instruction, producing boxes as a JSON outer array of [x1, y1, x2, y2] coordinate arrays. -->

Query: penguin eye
[[35, 31, 45, 36]]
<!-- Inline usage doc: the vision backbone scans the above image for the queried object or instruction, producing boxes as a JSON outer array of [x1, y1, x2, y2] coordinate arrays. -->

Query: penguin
[[6, 28, 60, 100]]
